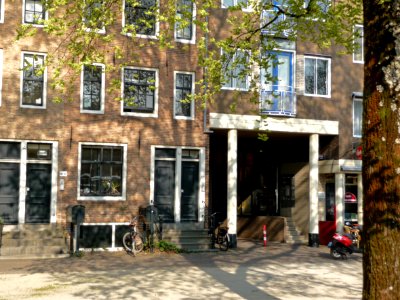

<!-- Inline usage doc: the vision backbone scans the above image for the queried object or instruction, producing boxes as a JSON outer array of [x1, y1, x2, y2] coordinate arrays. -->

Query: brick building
[[0, 1, 363, 254]]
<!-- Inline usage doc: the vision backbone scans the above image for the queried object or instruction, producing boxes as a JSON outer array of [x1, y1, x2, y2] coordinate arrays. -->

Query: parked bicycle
[[208, 212, 230, 251], [122, 216, 144, 256]]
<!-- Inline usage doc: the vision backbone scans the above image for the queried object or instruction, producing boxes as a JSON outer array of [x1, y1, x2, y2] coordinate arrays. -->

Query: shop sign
[[345, 192, 357, 202]]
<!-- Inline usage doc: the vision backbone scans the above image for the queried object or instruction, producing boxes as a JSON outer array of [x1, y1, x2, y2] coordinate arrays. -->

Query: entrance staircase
[[161, 223, 211, 252], [284, 217, 308, 244], [0, 224, 69, 258]]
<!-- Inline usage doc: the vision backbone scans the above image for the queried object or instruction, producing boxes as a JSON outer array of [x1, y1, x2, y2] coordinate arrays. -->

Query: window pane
[[305, 58, 315, 94], [316, 59, 328, 95], [353, 99, 363, 136], [155, 148, 176, 158], [0, 142, 21, 159]]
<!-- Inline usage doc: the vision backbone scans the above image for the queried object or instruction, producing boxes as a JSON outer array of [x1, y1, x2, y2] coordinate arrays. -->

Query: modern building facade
[[0, 0, 363, 252]]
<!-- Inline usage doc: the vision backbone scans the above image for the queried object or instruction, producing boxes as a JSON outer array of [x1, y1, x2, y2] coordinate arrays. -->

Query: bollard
[[263, 224, 267, 247]]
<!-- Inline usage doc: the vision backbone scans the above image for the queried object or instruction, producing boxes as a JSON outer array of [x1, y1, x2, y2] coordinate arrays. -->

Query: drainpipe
[[203, 13, 213, 134]]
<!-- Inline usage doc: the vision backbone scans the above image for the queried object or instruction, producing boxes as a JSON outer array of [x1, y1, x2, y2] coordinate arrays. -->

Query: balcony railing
[[260, 85, 296, 116], [260, 9, 293, 37]]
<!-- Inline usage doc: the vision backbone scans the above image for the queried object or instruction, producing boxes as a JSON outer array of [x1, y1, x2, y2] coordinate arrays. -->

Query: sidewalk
[[0, 239, 362, 300]]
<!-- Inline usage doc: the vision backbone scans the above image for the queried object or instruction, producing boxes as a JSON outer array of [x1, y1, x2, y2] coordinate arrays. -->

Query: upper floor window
[[81, 64, 105, 113], [175, 0, 195, 43], [353, 94, 363, 137], [261, 0, 293, 37], [304, 56, 331, 97], [304, 0, 330, 13], [222, 49, 249, 90], [353, 25, 364, 63], [174, 72, 195, 119], [122, 67, 158, 117], [222, 0, 248, 8], [83, 0, 105, 32], [23, 0, 46, 25], [0, 0, 4, 23], [21, 52, 47, 108], [79, 143, 127, 200], [124, 0, 157, 37]]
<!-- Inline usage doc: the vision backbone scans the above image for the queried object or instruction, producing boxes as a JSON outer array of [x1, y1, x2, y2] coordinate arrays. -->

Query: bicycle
[[122, 216, 145, 256], [208, 212, 230, 251]]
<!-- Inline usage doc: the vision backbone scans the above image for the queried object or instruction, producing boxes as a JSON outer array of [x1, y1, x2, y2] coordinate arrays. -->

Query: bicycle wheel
[[219, 234, 229, 251], [133, 233, 144, 254], [122, 232, 134, 252]]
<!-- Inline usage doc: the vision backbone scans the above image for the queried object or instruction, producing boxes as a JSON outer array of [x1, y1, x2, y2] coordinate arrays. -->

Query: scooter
[[327, 232, 354, 259]]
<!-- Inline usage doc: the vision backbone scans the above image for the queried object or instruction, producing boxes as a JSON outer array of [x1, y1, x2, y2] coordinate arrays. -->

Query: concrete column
[[227, 129, 238, 248], [309, 134, 319, 247], [357, 174, 363, 226], [335, 173, 345, 233]]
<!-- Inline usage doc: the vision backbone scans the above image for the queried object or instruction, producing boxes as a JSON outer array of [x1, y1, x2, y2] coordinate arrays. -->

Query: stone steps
[[284, 218, 308, 244], [161, 223, 211, 251]]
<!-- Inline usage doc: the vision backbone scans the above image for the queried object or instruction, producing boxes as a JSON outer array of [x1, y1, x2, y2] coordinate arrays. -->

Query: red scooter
[[327, 232, 354, 259]]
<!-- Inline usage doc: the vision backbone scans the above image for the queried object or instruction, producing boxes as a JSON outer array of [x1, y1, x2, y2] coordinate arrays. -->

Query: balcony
[[260, 85, 296, 116]]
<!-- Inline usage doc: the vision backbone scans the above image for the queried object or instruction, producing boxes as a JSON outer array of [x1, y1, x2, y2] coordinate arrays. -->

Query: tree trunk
[[362, 1, 400, 299]]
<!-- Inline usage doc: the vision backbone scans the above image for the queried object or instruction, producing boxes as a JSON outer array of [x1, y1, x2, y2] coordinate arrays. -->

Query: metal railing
[[260, 86, 296, 116]]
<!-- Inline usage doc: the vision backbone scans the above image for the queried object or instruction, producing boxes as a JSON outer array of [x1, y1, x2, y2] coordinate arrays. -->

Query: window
[[353, 25, 364, 63], [304, 0, 330, 13], [353, 95, 363, 137], [83, 0, 105, 32], [21, 52, 47, 108], [81, 64, 105, 113], [175, 0, 195, 43], [222, 50, 249, 90], [0, 0, 4, 23], [122, 68, 158, 117], [23, 0, 46, 24], [124, 0, 157, 36], [174, 72, 195, 119], [304, 56, 331, 97], [0, 49, 2, 106], [261, 0, 293, 37], [222, 0, 248, 8], [79, 144, 127, 200]]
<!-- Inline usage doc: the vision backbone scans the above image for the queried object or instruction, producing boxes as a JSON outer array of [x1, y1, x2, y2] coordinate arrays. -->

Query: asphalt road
[[0, 240, 362, 300]]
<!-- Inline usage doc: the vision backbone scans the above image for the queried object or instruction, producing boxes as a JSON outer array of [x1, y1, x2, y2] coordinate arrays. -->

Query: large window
[[174, 72, 195, 119], [81, 64, 105, 113], [353, 25, 364, 63], [79, 144, 127, 199], [304, 56, 331, 97], [175, 0, 195, 42], [122, 68, 158, 117], [222, 49, 249, 90], [83, 0, 105, 32], [353, 95, 363, 137], [124, 0, 157, 36], [23, 0, 46, 24], [21, 52, 47, 108]]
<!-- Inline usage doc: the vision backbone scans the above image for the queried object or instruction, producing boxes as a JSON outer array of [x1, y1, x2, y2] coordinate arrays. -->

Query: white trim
[[173, 71, 195, 120], [0, 0, 4, 23], [77, 142, 128, 201], [0, 49, 3, 106], [174, 1, 196, 44], [210, 113, 339, 135], [80, 63, 106, 114], [121, 0, 159, 39], [22, 0, 48, 26], [121, 66, 159, 118], [150, 145, 206, 223], [353, 24, 364, 64], [20, 51, 47, 109], [303, 55, 331, 98]]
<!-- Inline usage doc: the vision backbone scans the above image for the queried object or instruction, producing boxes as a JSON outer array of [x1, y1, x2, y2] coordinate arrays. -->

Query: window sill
[[78, 196, 126, 201]]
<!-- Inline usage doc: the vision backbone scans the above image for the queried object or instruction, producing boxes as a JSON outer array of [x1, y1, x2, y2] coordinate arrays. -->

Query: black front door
[[0, 163, 20, 224], [26, 163, 51, 223], [180, 161, 199, 222], [154, 160, 175, 223]]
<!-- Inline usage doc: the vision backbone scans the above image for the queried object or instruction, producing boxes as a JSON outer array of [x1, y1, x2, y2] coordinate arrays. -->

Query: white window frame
[[121, 66, 159, 118], [353, 25, 364, 64], [304, 55, 331, 98], [22, 0, 48, 26], [83, 0, 106, 34], [353, 94, 363, 138], [0, 49, 3, 106], [221, 0, 250, 11], [221, 49, 250, 91], [174, 71, 195, 120], [0, 0, 5, 23], [149, 145, 206, 223], [80, 63, 105, 114], [304, 0, 331, 14], [20, 51, 47, 109], [77, 142, 128, 201], [174, 0, 196, 44], [122, 0, 159, 39]]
